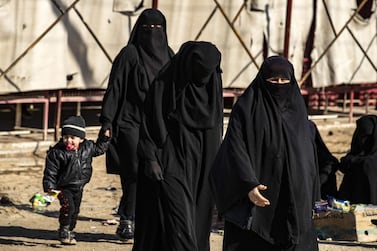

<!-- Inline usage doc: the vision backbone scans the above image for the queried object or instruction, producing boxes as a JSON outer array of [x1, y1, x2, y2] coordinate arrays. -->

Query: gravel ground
[[1, 116, 377, 250]]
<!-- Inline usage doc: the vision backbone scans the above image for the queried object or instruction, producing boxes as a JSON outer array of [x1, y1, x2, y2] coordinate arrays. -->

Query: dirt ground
[[1, 116, 377, 251]]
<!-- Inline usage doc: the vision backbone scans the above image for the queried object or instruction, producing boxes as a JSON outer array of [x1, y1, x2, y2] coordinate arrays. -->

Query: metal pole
[[152, 0, 158, 9], [349, 90, 354, 123], [54, 90, 63, 141], [283, 0, 293, 58]]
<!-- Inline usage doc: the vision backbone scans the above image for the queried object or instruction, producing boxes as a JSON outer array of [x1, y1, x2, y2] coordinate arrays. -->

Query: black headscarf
[[172, 41, 222, 129], [338, 115, 377, 204], [128, 8, 171, 83], [350, 115, 377, 155], [142, 41, 223, 151], [210, 56, 319, 247]]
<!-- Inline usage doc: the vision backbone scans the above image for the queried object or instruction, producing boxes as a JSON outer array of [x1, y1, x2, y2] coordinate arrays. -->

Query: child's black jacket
[[43, 138, 109, 191]]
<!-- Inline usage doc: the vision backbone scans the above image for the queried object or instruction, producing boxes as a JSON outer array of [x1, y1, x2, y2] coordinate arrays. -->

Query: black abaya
[[133, 41, 223, 251], [100, 8, 174, 222], [209, 56, 319, 251]]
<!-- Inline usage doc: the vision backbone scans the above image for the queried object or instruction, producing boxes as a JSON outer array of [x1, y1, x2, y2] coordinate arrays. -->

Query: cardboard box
[[313, 204, 377, 242]]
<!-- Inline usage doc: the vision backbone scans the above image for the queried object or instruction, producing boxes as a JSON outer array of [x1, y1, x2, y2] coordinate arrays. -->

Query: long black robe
[[133, 41, 223, 251], [309, 120, 339, 200], [209, 56, 319, 250], [338, 115, 377, 204], [100, 8, 174, 219]]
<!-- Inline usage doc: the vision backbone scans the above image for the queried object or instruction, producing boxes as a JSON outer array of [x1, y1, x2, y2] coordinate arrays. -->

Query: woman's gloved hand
[[145, 160, 164, 181], [99, 123, 112, 141]]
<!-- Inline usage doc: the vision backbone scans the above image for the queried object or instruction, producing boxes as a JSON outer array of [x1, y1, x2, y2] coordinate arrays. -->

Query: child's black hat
[[62, 116, 86, 139]]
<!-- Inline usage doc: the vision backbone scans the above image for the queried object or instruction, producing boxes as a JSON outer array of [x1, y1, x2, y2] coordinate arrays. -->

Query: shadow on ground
[[0, 225, 124, 244]]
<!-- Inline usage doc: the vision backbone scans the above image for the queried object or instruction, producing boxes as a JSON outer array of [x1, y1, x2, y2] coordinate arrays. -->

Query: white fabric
[[62, 124, 86, 132], [0, 0, 375, 94], [311, 0, 377, 87]]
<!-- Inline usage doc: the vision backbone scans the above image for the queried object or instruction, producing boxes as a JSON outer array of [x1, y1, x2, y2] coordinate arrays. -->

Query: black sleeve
[[100, 46, 138, 127], [91, 134, 111, 157], [42, 149, 61, 192]]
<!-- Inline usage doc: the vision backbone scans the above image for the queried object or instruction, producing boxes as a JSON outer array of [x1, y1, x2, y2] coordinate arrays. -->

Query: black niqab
[[143, 41, 223, 148], [128, 8, 171, 82], [172, 41, 222, 129]]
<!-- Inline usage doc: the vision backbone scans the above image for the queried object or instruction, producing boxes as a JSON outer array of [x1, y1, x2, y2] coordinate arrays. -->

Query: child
[[42, 115, 110, 245]]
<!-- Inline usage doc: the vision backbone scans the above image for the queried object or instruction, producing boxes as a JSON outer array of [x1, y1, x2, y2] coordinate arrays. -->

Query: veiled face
[[191, 61, 212, 85], [141, 24, 163, 29], [131, 8, 167, 47], [266, 77, 290, 85], [261, 56, 293, 85], [189, 46, 220, 85]]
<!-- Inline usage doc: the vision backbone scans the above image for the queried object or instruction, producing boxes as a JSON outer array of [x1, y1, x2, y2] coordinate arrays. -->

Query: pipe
[[283, 0, 293, 58], [152, 0, 158, 9]]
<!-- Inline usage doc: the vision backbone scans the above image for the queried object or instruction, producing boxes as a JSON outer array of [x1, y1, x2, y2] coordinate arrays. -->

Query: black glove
[[144, 160, 164, 181], [99, 123, 112, 141]]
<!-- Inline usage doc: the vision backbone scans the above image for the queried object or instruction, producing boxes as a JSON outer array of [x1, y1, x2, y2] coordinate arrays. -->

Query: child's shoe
[[58, 225, 77, 245]]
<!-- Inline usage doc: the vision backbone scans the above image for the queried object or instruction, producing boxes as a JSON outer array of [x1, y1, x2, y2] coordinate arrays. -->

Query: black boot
[[116, 219, 134, 242], [58, 225, 77, 245]]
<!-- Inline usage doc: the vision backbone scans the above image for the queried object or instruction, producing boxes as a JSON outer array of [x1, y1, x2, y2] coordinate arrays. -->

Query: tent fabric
[[0, 0, 376, 95], [311, 0, 377, 88]]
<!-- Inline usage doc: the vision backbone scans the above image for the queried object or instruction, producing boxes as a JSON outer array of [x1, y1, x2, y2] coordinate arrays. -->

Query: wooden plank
[[313, 205, 377, 242]]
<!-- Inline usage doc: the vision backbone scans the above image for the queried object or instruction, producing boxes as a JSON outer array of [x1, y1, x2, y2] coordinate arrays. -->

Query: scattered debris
[[102, 219, 119, 225], [104, 185, 117, 191]]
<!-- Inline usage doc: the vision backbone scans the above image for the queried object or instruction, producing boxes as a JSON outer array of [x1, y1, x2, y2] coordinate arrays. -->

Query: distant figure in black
[[338, 115, 377, 204]]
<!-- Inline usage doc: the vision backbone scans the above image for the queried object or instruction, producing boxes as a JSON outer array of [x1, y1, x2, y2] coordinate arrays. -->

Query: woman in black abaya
[[133, 41, 223, 251], [338, 115, 377, 204], [100, 8, 174, 241], [210, 56, 319, 251]]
